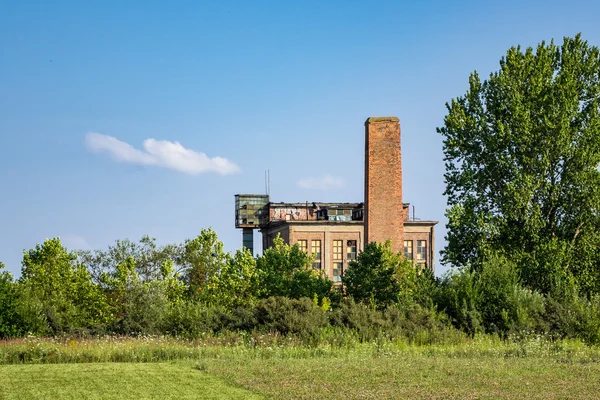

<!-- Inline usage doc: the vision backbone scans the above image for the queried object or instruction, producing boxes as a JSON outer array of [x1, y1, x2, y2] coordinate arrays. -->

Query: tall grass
[[2, 330, 599, 365]]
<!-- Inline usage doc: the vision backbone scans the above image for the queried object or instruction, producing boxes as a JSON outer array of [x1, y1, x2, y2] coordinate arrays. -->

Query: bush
[[329, 299, 389, 342], [111, 281, 169, 335], [436, 268, 483, 336], [545, 293, 600, 345], [437, 254, 549, 337], [163, 301, 232, 338], [163, 297, 330, 341], [254, 297, 329, 339], [329, 299, 460, 344]]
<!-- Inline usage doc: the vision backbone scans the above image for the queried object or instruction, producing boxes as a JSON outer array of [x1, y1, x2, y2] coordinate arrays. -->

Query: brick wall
[[289, 223, 363, 281], [364, 117, 404, 253], [404, 223, 436, 273]]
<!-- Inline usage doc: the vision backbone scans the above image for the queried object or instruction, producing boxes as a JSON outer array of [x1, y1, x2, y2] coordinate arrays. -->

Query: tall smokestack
[[364, 117, 404, 253]]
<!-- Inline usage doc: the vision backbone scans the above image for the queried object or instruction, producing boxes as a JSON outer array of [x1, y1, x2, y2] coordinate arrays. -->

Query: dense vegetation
[[0, 229, 599, 345], [0, 232, 446, 343]]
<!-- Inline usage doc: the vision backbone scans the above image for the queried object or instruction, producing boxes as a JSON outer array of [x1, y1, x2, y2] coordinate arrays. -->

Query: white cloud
[[297, 175, 345, 190], [85, 132, 240, 175]]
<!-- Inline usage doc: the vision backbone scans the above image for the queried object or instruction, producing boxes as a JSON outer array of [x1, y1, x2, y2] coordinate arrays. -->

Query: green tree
[[20, 238, 110, 333], [438, 34, 600, 295], [0, 262, 22, 337], [343, 240, 417, 309], [178, 228, 230, 298], [80, 235, 179, 283], [204, 248, 260, 308], [256, 235, 334, 301], [99, 256, 175, 334]]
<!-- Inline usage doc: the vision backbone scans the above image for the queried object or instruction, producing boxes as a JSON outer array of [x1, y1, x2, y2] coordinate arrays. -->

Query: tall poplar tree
[[438, 34, 600, 295]]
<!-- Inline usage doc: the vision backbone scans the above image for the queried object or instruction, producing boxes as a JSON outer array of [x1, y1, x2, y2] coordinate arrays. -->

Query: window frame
[[332, 239, 344, 282], [311, 239, 322, 270], [404, 240, 413, 260], [297, 239, 308, 253], [346, 240, 357, 261], [416, 240, 427, 261]]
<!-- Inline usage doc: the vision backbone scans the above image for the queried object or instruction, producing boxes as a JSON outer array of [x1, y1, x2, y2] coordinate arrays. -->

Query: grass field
[[208, 354, 600, 399], [1, 336, 600, 399], [0, 363, 260, 400]]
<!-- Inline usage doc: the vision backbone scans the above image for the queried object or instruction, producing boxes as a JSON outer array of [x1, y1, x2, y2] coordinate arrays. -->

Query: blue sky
[[1, 0, 599, 277]]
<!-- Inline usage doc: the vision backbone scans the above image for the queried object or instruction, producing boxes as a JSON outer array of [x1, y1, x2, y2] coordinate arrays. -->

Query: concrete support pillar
[[242, 228, 254, 255]]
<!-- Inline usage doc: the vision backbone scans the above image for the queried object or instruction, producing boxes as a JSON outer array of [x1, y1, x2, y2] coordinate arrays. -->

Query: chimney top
[[364, 117, 399, 125]]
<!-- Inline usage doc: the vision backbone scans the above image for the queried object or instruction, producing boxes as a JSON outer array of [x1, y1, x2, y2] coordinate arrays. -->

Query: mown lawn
[[1, 355, 599, 399], [0, 363, 261, 400]]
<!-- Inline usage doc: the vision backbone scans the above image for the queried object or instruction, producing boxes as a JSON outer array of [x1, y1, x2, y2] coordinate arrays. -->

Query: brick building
[[234, 117, 437, 280]]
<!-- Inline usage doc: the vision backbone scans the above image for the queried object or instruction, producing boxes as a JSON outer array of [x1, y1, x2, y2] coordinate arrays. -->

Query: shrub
[[163, 301, 232, 338], [329, 299, 389, 342], [111, 281, 169, 335], [437, 254, 549, 337], [253, 297, 329, 339], [436, 268, 483, 336], [545, 292, 600, 345]]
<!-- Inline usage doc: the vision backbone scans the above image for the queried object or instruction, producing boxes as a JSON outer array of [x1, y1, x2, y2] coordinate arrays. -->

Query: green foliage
[[412, 268, 440, 310], [253, 297, 329, 339], [328, 298, 456, 344], [178, 228, 230, 298], [14, 288, 48, 336], [256, 235, 334, 301], [100, 256, 175, 335], [163, 297, 330, 341], [159, 259, 186, 304], [20, 238, 110, 334], [3, 228, 598, 345], [0, 262, 22, 337], [438, 255, 547, 337], [80, 236, 186, 334], [80, 235, 179, 283], [437, 268, 482, 336], [163, 301, 228, 338], [204, 248, 259, 308], [438, 33, 600, 296], [544, 292, 600, 344], [343, 240, 417, 309]]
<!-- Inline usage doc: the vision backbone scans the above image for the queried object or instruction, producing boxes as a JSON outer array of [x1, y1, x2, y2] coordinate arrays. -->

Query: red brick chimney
[[364, 117, 404, 253]]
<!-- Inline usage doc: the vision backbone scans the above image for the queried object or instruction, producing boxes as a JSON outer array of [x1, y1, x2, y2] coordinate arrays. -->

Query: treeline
[[0, 229, 599, 344]]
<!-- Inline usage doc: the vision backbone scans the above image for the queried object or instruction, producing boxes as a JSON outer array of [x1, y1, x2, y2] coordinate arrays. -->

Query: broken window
[[347, 240, 357, 261], [333, 240, 343, 282], [311, 240, 321, 270]]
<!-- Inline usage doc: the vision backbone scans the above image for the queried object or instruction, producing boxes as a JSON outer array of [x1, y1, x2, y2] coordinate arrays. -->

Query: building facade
[[235, 116, 437, 281], [260, 202, 364, 282]]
